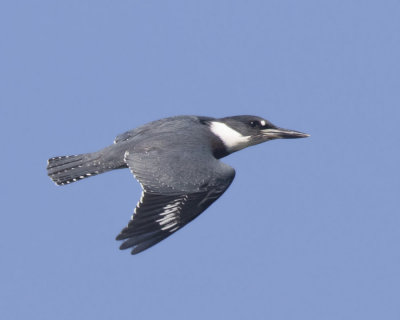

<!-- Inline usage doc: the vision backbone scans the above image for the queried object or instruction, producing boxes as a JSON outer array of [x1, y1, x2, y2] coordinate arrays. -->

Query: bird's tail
[[47, 153, 108, 185]]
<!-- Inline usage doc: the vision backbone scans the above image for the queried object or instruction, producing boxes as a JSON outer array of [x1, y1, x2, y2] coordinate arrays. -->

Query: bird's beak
[[261, 127, 310, 139]]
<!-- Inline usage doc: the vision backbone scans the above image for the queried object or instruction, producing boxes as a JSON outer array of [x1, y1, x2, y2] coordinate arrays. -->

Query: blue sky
[[1, 1, 400, 319]]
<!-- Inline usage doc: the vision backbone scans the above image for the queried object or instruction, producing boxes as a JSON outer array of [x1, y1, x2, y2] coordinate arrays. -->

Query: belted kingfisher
[[47, 115, 309, 254]]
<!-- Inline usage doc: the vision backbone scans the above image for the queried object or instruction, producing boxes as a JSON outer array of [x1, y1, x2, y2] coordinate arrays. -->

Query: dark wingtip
[[119, 241, 132, 250]]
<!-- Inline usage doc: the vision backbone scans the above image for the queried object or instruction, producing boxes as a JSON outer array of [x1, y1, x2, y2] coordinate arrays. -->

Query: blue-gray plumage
[[47, 115, 309, 254]]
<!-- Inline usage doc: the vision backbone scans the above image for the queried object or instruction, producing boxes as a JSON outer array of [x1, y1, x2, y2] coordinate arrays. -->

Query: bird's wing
[[116, 140, 235, 254]]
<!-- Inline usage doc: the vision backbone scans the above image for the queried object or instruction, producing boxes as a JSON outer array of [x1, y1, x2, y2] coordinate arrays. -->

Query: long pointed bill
[[261, 127, 310, 139]]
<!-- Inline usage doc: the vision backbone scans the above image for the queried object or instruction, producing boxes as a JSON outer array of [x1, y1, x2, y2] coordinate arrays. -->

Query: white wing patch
[[210, 121, 250, 152], [156, 196, 188, 232]]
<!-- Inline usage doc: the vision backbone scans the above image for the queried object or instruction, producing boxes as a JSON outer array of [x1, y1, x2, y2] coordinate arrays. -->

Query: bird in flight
[[47, 115, 309, 254]]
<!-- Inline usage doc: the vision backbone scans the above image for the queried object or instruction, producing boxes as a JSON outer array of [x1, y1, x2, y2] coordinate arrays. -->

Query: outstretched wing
[[116, 138, 235, 254]]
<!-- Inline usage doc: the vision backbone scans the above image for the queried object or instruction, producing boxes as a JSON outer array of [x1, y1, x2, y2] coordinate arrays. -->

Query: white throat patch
[[210, 121, 250, 151]]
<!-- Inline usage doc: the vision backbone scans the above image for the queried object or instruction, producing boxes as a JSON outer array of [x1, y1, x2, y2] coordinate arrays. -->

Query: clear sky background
[[1, 1, 399, 319]]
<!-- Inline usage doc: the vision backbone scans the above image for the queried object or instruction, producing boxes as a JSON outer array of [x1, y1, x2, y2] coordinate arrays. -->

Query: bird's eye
[[250, 120, 261, 128], [250, 119, 269, 129]]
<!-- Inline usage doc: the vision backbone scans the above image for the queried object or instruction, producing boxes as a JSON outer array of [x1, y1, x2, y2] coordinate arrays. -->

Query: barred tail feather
[[47, 153, 105, 185]]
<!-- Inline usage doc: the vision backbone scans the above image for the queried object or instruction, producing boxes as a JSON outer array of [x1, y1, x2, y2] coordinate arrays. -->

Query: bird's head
[[209, 115, 309, 153]]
